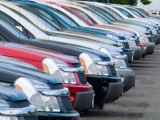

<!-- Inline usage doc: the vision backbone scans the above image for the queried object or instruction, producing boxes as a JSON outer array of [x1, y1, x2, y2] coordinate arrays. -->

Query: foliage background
[[84, 0, 151, 5]]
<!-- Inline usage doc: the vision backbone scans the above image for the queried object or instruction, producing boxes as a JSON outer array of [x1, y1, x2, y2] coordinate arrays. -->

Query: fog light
[[120, 75, 125, 82]]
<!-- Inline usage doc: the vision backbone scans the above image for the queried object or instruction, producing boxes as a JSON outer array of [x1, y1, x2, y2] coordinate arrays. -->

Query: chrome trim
[[117, 40, 128, 43], [113, 55, 127, 59], [0, 105, 36, 116], [95, 61, 114, 66], [38, 87, 69, 96], [60, 66, 84, 73]]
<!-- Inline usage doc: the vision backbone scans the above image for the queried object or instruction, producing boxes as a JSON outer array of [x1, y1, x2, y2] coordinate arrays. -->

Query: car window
[[104, 7, 124, 21], [127, 8, 144, 18], [18, 5, 60, 31], [71, 7, 97, 24], [0, 11, 35, 39], [45, 6, 79, 27], [115, 7, 134, 18], [0, 18, 27, 41], [60, 7, 89, 26], [82, 7, 109, 24], [137, 8, 150, 16], [89, 6, 115, 22]]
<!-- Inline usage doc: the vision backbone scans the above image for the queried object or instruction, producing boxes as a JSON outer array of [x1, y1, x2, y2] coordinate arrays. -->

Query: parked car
[[0, 17, 126, 109], [124, 6, 160, 45], [0, 42, 94, 112], [112, 5, 160, 44], [0, 85, 37, 120], [3, 0, 134, 63], [0, 60, 80, 120], [47, 1, 142, 60], [74, 1, 156, 56], [0, 3, 135, 94]]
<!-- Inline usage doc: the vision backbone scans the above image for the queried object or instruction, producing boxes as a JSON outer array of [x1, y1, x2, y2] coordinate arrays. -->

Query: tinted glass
[[46, 6, 79, 27], [82, 7, 109, 24], [71, 7, 97, 24], [0, 18, 27, 40], [104, 7, 124, 20], [115, 7, 134, 18], [127, 8, 144, 18]]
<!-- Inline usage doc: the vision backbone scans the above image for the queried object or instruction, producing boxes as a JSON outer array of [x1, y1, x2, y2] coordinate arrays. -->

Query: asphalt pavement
[[81, 45, 160, 120]]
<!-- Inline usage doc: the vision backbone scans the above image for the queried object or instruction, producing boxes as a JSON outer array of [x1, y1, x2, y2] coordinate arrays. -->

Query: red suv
[[0, 42, 94, 112]]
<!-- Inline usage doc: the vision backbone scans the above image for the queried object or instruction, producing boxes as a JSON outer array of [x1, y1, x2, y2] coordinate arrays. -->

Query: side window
[[0, 11, 35, 38], [0, 18, 27, 43], [0, 34, 8, 41]]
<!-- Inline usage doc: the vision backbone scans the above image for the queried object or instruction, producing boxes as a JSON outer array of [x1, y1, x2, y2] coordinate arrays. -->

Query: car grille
[[123, 42, 129, 48], [61, 96, 74, 112], [53, 83, 64, 89], [108, 66, 117, 77], [71, 63, 87, 84], [23, 116, 38, 120], [14, 100, 30, 108]]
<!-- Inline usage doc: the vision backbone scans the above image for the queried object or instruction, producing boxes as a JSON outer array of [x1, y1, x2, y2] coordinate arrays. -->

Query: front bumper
[[86, 75, 123, 104], [130, 46, 142, 60], [142, 43, 155, 55], [0, 105, 38, 120], [63, 84, 94, 112], [38, 111, 80, 120], [73, 90, 94, 112], [116, 68, 135, 92], [123, 51, 133, 63], [154, 34, 160, 45], [0, 116, 38, 120]]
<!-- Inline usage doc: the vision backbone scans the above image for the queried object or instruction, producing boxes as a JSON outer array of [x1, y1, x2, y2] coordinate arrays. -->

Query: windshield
[[127, 7, 144, 18], [20, 5, 60, 31], [46, 6, 79, 27], [137, 8, 150, 16], [82, 7, 110, 24], [0, 17, 27, 40], [21, 5, 67, 30], [104, 7, 124, 21], [114, 7, 134, 18], [70, 7, 97, 24], [61, 7, 90, 26], [88, 6, 115, 22]]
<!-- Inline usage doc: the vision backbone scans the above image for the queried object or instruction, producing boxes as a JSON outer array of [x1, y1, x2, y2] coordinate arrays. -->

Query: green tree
[[106, 0, 151, 5], [140, 0, 151, 5]]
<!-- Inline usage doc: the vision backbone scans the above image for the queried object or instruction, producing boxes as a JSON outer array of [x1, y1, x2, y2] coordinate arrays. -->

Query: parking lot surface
[[81, 45, 160, 120]]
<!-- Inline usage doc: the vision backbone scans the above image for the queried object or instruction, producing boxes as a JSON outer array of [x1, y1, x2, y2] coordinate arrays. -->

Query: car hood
[[0, 42, 79, 64], [0, 85, 28, 101], [0, 56, 36, 69], [0, 63, 61, 84], [46, 35, 122, 52], [88, 26, 134, 37]]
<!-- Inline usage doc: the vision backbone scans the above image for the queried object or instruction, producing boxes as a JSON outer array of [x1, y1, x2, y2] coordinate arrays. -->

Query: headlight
[[100, 48, 128, 69], [79, 53, 112, 76], [14, 77, 62, 112], [42, 58, 76, 84], [152, 29, 157, 35], [106, 34, 119, 40]]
